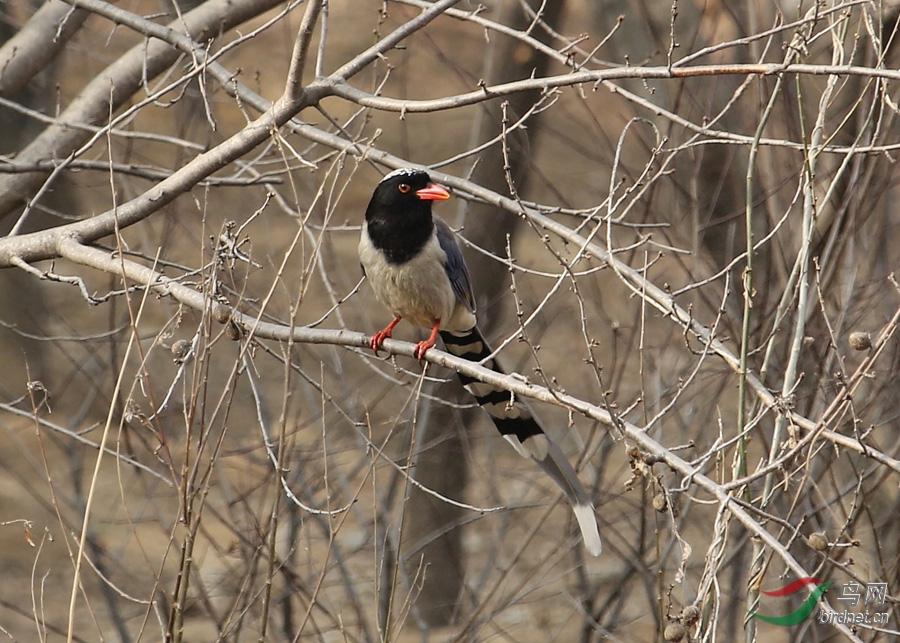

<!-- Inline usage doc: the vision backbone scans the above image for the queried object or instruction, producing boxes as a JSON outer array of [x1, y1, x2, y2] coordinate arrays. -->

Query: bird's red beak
[[415, 183, 450, 201]]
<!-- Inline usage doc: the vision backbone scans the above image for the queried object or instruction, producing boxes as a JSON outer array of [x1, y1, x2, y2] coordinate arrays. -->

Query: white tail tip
[[574, 503, 602, 556]]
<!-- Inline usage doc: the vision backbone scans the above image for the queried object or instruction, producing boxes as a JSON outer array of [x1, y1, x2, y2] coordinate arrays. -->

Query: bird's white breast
[[359, 224, 475, 332]]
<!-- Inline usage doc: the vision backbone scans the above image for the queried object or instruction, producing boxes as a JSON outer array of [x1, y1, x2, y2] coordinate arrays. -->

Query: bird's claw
[[370, 317, 402, 354], [370, 330, 390, 354], [413, 339, 434, 361]]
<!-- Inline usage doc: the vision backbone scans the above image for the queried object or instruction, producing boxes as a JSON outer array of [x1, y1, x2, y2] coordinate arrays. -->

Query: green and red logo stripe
[[750, 577, 832, 626]]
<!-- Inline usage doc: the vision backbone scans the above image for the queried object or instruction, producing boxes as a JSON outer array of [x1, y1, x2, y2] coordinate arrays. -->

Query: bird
[[358, 167, 602, 556]]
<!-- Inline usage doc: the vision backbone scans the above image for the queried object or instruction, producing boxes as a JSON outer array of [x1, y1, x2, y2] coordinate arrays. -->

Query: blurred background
[[0, 0, 898, 641]]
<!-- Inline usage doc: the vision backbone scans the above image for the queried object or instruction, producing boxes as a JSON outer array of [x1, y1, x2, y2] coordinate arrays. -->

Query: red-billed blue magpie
[[358, 168, 602, 556]]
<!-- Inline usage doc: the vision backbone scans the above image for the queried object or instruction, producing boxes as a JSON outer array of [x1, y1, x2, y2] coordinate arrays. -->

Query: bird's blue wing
[[435, 217, 476, 313]]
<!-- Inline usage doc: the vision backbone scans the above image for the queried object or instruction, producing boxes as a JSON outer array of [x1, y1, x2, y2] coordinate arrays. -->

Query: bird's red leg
[[414, 319, 441, 360], [371, 316, 401, 353]]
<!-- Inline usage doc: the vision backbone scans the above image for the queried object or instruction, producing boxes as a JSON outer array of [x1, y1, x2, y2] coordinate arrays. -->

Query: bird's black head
[[364, 168, 450, 264]]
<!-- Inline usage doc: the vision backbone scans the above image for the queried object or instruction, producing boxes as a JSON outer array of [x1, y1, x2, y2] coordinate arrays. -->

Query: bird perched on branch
[[358, 167, 602, 556]]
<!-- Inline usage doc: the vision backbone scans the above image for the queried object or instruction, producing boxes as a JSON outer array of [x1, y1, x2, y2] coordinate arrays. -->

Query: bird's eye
[[398, 183, 411, 194]]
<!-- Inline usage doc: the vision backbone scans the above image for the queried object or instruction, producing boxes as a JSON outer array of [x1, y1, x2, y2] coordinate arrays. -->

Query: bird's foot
[[370, 317, 402, 353], [370, 330, 390, 353], [413, 338, 435, 360], [414, 319, 441, 360]]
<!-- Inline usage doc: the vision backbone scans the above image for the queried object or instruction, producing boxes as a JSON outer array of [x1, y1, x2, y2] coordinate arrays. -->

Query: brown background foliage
[[0, 1, 898, 641]]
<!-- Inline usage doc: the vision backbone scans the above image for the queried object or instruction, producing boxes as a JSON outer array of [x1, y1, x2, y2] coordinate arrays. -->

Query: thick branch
[[283, 0, 325, 102], [0, 81, 324, 265], [0, 0, 287, 219], [0, 1, 89, 98]]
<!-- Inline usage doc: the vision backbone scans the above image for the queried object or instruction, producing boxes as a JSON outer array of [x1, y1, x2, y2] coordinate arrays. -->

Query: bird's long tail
[[439, 326, 602, 556]]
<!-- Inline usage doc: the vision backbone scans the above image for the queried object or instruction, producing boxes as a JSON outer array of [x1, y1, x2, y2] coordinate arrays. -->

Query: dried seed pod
[[653, 492, 668, 512], [171, 339, 192, 363], [664, 623, 686, 641], [807, 532, 828, 551], [848, 331, 871, 351], [682, 605, 700, 626], [225, 319, 244, 341]]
